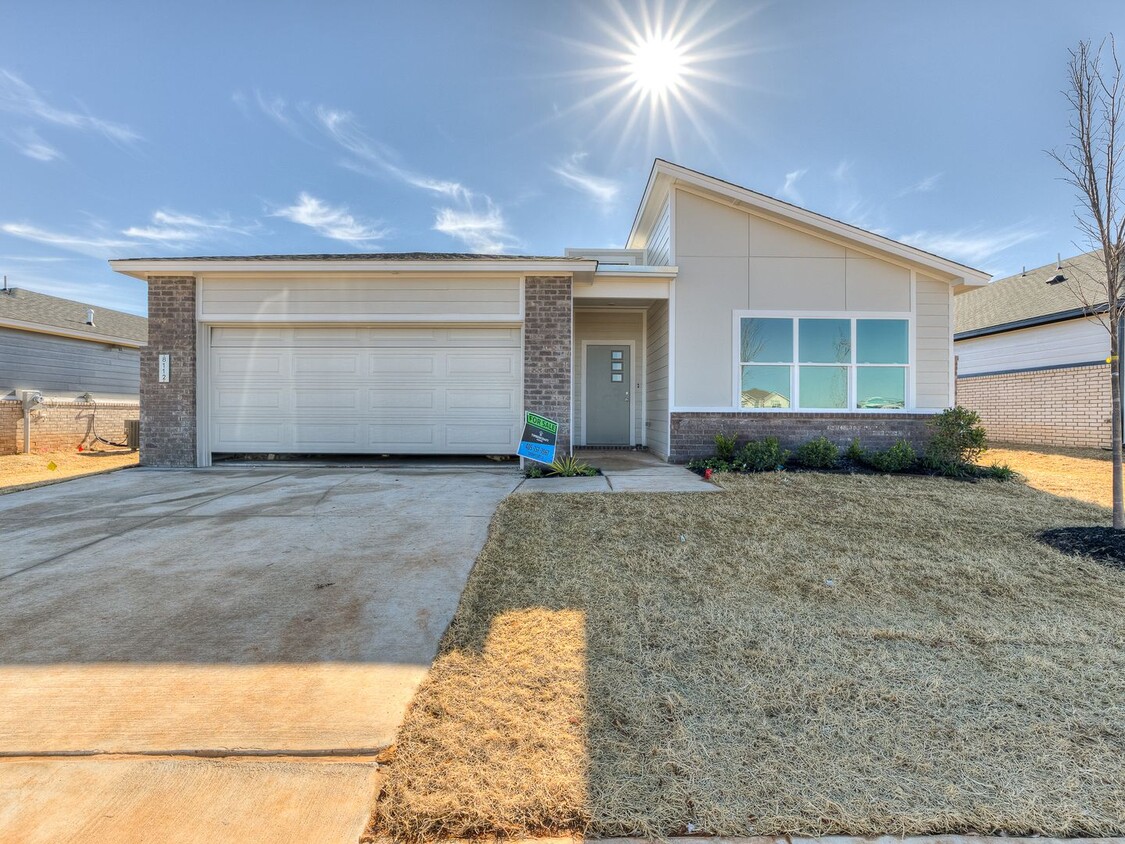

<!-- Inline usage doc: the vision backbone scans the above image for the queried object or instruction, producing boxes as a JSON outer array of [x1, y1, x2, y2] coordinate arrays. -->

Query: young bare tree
[[1050, 37, 1125, 528]]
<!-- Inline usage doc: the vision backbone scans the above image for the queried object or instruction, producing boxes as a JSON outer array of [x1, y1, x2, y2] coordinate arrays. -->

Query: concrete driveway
[[0, 462, 521, 843]]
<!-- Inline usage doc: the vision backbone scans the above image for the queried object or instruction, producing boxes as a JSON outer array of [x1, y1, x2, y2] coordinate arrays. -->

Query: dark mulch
[[1038, 526, 1125, 570]]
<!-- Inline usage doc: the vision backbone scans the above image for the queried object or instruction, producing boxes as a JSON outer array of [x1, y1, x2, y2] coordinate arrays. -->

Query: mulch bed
[[1038, 526, 1125, 571]]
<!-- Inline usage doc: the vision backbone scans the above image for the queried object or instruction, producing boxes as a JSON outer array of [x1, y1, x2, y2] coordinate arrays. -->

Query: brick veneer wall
[[0, 399, 139, 455], [523, 276, 573, 454], [141, 276, 197, 467], [669, 411, 935, 462], [956, 363, 1111, 449]]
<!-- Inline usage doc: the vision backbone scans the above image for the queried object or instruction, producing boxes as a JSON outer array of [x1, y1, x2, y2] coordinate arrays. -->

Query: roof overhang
[[0, 316, 144, 348], [109, 257, 599, 280], [626, 159, 992, 290]]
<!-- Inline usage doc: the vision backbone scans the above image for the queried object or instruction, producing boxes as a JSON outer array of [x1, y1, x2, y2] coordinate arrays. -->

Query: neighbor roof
[[0, 287, 147, 345], [954, 251, 1108, 338]]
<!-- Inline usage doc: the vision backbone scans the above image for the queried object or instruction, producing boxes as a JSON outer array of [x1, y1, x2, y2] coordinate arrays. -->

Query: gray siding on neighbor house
[[0, 326, 140, 400]]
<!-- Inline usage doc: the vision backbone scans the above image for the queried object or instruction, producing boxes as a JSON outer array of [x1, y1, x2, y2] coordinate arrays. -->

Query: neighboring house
[[0, 286, 146, 454], [110, 159, 989, 468], [955, 252, 1112, 449]]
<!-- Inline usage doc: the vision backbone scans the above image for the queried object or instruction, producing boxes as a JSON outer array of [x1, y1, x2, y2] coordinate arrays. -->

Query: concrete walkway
[[0, 462, 521, 843], [514, 449, 718, 493]]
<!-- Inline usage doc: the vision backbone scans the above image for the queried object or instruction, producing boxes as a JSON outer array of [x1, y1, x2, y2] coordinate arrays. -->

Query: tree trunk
[[1113, 321, 1124, 529]]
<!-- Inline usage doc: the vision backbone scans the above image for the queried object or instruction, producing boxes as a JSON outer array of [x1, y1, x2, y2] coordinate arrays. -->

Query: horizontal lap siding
[[199, 277, 521, 320], [0, 327, 140, 400], [646, 301, 670, 458], [955, 318, 1108, 375], [645, 196, 672, 266]]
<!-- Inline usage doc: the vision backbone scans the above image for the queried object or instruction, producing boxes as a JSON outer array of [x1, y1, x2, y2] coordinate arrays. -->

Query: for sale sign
[[517, 412, 558, 465]]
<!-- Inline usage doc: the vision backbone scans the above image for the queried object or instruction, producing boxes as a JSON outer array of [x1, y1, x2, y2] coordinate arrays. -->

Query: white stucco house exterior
[[110, 160, 989, 467]]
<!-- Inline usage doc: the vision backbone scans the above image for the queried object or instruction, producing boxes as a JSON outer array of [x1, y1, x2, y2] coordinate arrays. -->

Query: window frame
[[732, 310, 915, 413]]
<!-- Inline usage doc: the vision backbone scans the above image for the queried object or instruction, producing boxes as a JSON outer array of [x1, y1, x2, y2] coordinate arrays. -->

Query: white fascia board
[[0, 316, 144, 348], [634, 160, 991, 286], [594, 265, 678, 278], [109, 259, 597, 280]]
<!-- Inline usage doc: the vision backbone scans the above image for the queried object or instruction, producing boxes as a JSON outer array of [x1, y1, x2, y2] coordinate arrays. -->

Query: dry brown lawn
[[372, 473, 1125, 841], [983, 444, 1112, 509], [0, 448, 137, 493]]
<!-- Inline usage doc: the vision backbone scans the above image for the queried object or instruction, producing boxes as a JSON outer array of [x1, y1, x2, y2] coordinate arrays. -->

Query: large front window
[[738, 315, 909, 410]]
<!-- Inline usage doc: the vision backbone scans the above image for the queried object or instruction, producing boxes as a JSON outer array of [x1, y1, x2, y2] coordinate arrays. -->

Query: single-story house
[[109, 159, 989, 468], [0, 286, 146, 454], [955, 251, 1113, 449]]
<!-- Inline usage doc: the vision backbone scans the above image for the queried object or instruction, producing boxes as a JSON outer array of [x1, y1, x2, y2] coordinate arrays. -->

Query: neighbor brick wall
[[141, 276, 197, 467], [0, 398, 139, 455], [956, 363, 1111, 449], [669, 412, 935, 462], [523, 276, 573, 454]]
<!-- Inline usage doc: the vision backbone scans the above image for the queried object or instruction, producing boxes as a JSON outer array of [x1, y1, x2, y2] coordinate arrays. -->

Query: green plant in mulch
[[863, 439, 918, 473], [795, 436, 840, 469], [735, 437, 789, 472], [923, 406, 990, 477], [545, 456, 598, 477], [713, 432, 738, 462], [686, 457, 733, 473]]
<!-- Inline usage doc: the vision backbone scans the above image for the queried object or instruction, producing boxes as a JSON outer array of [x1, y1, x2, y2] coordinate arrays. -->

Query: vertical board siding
[[646, 196, 672, 266], [0, 326, 140, 399], [646, 300, 670, 458], [916, 275, 952, 408], [573, 311, 645, 444]]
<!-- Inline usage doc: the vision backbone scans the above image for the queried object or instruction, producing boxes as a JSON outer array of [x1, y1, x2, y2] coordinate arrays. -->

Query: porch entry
[[585, 343, 632, 445]]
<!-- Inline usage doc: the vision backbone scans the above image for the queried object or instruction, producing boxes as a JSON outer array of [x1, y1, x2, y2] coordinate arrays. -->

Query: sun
[[626, 35, 687, 99]]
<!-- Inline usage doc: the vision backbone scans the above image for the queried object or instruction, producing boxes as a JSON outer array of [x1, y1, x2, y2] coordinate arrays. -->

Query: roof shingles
[[0, 288, 147, 343]]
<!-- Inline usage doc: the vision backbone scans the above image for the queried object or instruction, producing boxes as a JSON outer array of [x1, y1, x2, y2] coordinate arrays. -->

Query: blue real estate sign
[[516, 411, 558, 465]]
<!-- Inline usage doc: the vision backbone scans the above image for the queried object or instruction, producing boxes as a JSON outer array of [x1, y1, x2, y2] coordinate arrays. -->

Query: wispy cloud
[[779, 168, 807, 204], [244, 91, 518, 252], [272, 193, 389, 246], [433, 200, 515, 253], [0, 222, 135, 256], [552, 152, 621, 208], [122, 210, 256, 245], [7, 127, 63, 162], [899, 226, 1042, 266], [0, 69, 140, 144], [898, 173, 942, 197]]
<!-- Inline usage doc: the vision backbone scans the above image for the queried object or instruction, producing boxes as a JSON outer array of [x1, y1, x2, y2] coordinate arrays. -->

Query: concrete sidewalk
[[0, 463, 520, 843], [514, 449, 718, 493]]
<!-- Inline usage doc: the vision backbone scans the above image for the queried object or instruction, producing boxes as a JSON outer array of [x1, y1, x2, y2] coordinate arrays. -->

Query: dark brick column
[[141, 276, 197, 467], [523, 275, 573, 455]]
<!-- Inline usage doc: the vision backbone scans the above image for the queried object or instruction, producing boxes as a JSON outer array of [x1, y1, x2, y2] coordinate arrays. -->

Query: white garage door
[[209, 326, 521, 454]]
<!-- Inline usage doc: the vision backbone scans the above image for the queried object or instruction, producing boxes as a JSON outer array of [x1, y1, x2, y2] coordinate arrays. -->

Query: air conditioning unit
[[125, 419, 140, 451]]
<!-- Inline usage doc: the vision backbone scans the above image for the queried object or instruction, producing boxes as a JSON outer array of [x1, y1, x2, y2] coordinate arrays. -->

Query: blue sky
[[0, 1, 1121, 316]]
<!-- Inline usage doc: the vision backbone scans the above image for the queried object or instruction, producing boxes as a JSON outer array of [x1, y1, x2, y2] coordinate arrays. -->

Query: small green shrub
[[524, 465, 545, 478], [547, 456, 599, 477], [925, 406, 988, 468], [865, 439, 917, 473], [845, 437, 865, 463], [795, 436, 840, 469], [979, 462, 1016, 481], [736, 437, 789, 472], [713, 432, 738, 461]]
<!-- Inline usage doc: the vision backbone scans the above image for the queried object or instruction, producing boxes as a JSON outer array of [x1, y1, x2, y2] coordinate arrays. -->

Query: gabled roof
[[954, 251, 1108, 338], [627, 159, 991, 290], [0, 287, 147, 346]]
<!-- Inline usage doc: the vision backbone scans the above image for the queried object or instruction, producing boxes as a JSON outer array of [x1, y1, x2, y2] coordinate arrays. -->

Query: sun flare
[[626, 35, 687, 98]]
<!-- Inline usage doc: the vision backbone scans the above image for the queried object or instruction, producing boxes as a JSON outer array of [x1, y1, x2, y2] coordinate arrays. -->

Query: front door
[[586, 344, 631, 445]]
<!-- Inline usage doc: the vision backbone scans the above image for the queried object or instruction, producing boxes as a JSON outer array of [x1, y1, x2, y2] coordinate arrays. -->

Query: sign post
[[517, 411, 558, 465]]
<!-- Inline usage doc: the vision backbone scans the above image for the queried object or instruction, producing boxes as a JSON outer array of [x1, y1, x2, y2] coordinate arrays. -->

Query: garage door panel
[[210, 327, 521, 454]]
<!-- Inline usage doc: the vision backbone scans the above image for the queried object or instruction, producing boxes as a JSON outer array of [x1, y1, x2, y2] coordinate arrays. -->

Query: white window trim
[[730, 309, 916, 413]]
